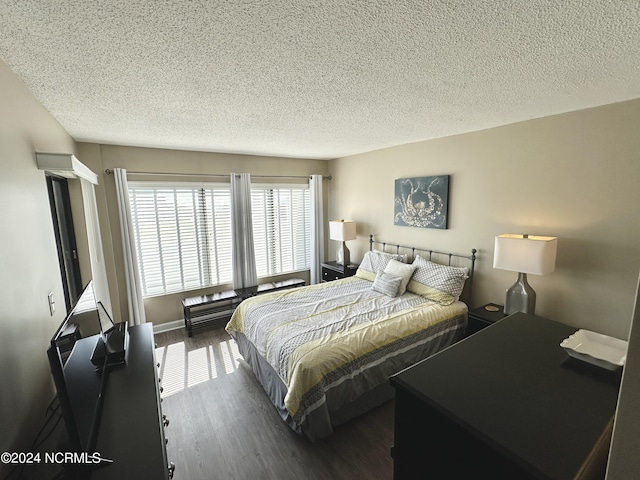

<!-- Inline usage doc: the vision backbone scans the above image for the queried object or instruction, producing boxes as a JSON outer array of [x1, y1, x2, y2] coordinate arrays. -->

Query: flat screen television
[[47, 280, 108, 453]]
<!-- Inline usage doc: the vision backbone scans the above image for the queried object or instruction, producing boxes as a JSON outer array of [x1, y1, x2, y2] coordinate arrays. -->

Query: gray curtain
[[231, 173, 258, 289], [114, 168, 146, 325]]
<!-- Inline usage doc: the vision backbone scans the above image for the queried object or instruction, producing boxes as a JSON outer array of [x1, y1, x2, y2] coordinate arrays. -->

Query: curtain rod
[[103, 168, 331, 180]]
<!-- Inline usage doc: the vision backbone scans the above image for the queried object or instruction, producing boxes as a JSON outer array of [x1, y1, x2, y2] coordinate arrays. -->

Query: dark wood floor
[[154, 325, 395, 480]]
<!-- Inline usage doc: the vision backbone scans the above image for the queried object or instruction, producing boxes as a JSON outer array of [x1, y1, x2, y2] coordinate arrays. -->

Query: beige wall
[[328, 99, 640, 340], [75, 143, 330, 327], [0, 60, 77, 459]]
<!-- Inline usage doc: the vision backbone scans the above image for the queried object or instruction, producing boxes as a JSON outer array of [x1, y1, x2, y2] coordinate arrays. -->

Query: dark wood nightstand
[[466, 303, 506, 337], [321, 261, 358, 282]]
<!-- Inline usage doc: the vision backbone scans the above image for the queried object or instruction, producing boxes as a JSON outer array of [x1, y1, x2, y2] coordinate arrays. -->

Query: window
[[128, 181, 311, 297], [251, 185, 311, 277], [128, 183, 232, 296]]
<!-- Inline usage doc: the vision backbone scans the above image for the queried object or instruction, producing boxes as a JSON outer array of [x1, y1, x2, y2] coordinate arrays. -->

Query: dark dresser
[[93, 323, 173, 479], [390, 312, 621, 480]]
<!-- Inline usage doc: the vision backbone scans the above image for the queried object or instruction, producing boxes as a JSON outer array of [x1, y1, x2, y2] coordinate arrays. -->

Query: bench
[[182, 278, 306, 336]]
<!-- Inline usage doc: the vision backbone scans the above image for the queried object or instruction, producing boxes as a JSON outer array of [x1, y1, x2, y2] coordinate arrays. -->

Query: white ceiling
[[0, 1, 639, 160]]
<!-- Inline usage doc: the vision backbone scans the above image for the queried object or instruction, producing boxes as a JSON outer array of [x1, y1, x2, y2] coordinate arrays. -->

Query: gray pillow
[[371, 271, 403, 297], [356, 250, 406, 281], [407, 255, 469, 305]]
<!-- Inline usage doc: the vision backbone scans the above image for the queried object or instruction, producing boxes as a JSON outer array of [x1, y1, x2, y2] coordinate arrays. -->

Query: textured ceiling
[[0, 1, 639, 160]]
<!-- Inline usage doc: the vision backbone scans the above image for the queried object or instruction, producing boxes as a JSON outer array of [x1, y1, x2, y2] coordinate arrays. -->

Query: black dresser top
[[391, 312, 621, 480]]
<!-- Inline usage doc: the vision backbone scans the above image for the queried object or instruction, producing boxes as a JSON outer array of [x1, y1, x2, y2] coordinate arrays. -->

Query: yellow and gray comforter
[[226, 276, 467, 440]]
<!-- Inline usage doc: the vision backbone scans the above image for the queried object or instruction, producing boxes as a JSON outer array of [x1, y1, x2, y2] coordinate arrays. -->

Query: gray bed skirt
[[231, 331, 395, 442]]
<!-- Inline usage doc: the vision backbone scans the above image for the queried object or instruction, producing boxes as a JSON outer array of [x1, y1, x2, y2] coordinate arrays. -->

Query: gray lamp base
[[336, 243, 351, 266], [504, 272, 537, 315]]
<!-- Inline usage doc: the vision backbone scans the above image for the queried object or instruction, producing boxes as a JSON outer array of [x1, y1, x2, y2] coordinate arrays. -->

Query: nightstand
[[466, 303, 506, 337], [321, 261, 358, 282]]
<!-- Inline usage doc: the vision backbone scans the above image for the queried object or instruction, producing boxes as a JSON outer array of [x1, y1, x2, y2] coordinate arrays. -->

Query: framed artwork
[[394, 175, 449, 229]]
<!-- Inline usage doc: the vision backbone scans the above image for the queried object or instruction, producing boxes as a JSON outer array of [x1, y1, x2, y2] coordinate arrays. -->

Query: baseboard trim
[[152, 319, 184, 334]]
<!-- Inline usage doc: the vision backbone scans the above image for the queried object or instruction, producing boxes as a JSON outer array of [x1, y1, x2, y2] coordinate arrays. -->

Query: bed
[[226, 235, 477, 441]]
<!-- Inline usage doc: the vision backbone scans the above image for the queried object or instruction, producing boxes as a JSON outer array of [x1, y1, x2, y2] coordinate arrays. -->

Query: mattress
[[226, 276, 467, 440]]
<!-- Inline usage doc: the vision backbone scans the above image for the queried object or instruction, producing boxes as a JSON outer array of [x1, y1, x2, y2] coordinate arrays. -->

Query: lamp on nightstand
[[329, 220, 356, 266], [493, 234, 558, 315]]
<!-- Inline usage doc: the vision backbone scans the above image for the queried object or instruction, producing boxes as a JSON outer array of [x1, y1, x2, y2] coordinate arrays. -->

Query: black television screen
[[47, 280, 108, 453]]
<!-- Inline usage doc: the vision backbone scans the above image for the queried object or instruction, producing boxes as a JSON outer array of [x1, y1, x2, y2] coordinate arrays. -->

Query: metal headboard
[[368, 234, 477, 305]]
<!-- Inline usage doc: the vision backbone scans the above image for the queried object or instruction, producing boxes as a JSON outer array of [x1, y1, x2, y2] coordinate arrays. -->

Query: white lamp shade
[[329, 220, 357, 242], [493, 234, 558, 275]]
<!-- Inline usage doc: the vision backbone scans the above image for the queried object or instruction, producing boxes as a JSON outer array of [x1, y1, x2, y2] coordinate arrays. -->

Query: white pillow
[[384, 259, 416, 295], [356, 250, 406, 281], [371, 271, 403, 297]]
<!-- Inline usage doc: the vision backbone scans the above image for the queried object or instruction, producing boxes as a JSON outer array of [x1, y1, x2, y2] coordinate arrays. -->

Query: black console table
[[182, 278, 305, 336], [92, 323, 172, 479], [390, 312, 621, 480]]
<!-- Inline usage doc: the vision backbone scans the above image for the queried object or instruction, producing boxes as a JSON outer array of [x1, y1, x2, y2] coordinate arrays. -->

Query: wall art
[[394, 175, 449, 229]]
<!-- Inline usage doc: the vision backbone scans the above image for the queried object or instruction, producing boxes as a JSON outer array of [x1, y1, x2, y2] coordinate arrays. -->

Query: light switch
[[48, 292, 56, 316]]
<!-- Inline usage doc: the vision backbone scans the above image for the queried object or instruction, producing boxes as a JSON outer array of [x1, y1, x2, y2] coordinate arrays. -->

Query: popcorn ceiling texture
[[0, 0, 638, 159]]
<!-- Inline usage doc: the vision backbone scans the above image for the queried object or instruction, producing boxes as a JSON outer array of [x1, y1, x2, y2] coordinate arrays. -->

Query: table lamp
[[493, 234, 558, 315], [329, 220, 356, 266]]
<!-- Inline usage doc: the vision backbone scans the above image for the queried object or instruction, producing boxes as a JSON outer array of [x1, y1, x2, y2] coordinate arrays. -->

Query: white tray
[[560, 329, 628, 370]]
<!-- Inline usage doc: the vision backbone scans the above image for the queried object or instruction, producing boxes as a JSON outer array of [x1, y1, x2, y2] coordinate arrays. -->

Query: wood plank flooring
[[154, 326, 395, 480]]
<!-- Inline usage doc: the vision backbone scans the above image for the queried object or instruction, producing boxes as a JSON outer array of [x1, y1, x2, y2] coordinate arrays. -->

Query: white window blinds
[[128, 183, 232, 296], [251, 185, 311, 277], [127, 181, 311, 297]]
